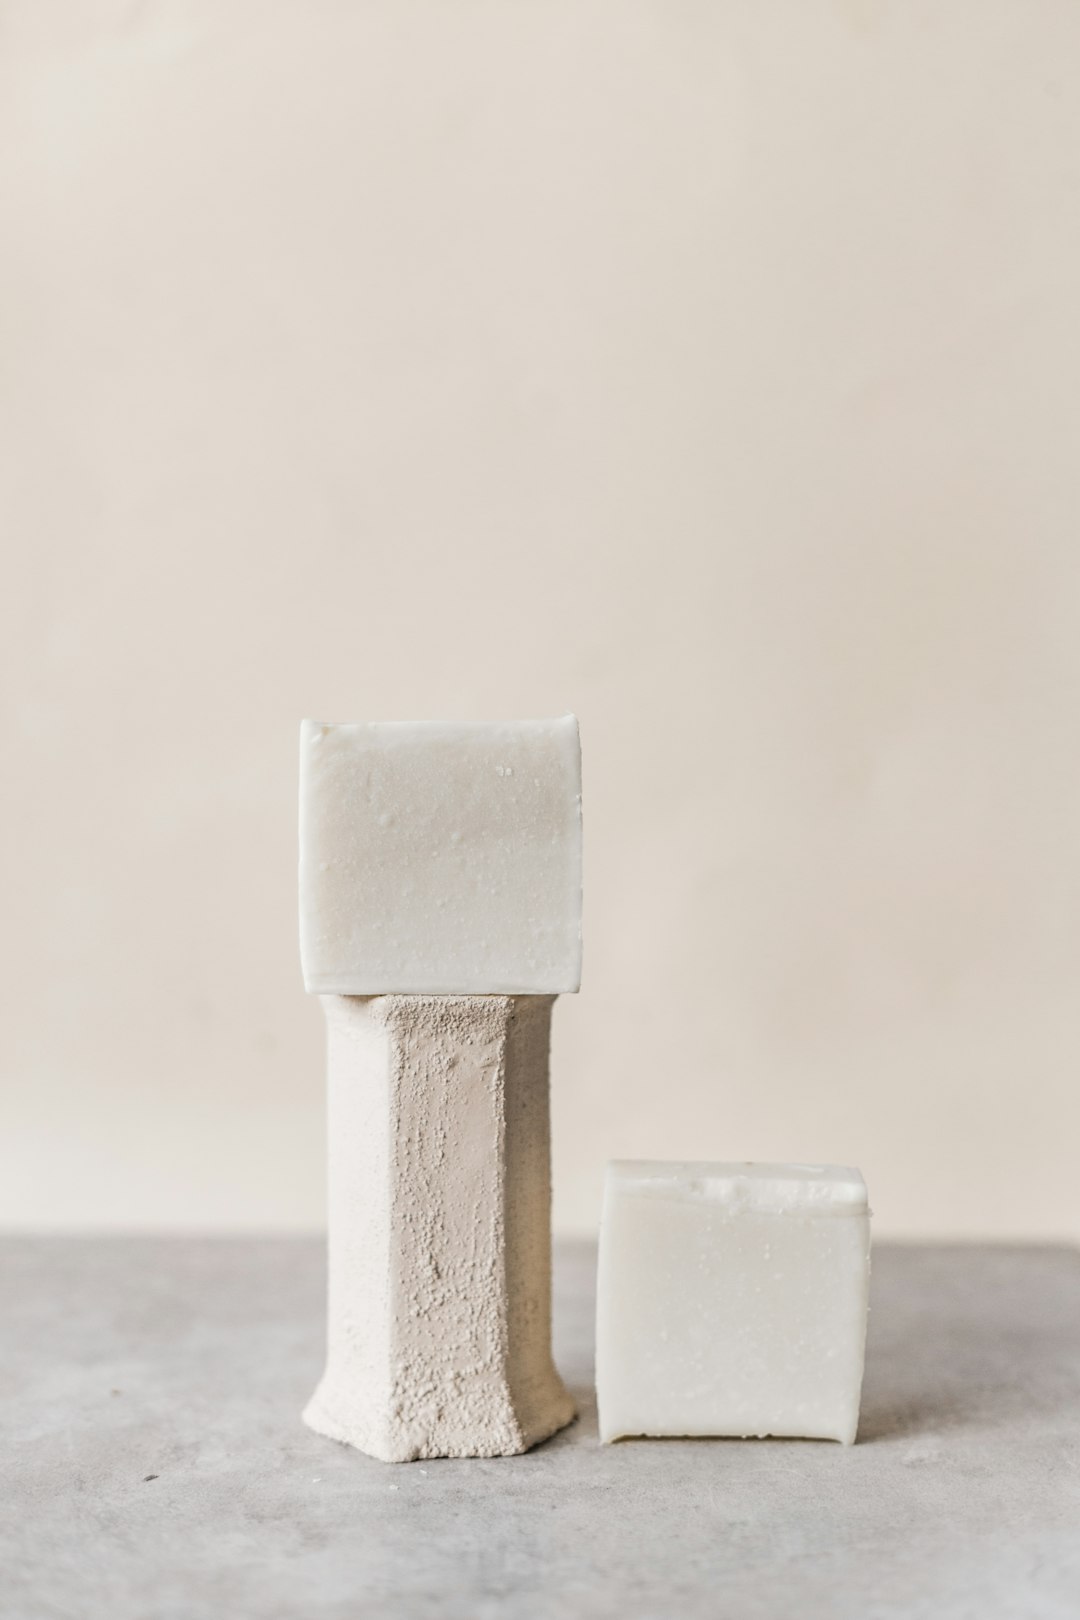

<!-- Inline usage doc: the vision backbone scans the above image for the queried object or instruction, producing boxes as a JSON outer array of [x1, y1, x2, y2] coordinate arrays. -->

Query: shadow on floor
[[858, 1242, 1080, 1443]]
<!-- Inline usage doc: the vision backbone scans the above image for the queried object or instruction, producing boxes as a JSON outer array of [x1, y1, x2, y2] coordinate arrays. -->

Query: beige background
[[2, 0, 1079, 1238]]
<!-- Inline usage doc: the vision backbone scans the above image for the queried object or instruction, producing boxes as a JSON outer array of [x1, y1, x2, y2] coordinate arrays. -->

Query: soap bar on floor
[[596, 1162, 871, 1446], [298, 717, 582, 995]]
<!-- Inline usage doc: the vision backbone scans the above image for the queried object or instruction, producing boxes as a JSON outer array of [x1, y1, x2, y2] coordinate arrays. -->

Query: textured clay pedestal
[[304, 994, 575, 1462]]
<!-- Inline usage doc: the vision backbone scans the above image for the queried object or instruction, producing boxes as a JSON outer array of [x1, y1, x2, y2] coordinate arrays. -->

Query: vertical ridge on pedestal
[[303, 996, 394, 1460], [502, 997, 573, 1447]]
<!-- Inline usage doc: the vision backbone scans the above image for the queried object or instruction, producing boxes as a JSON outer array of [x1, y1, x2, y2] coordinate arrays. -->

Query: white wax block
[[299, 716, 582, 995], [596, 1162, 871, 1446]]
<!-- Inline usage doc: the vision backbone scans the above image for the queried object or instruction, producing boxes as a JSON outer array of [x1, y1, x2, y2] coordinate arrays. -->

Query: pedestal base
[[304, 994, 575, 1462]]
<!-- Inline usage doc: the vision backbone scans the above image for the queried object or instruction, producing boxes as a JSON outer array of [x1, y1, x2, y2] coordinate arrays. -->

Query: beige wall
[[3, 0, 1079, 1238]]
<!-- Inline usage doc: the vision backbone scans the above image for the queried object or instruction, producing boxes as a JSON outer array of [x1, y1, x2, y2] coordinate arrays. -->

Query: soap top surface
[[606, 1161, 868, 1215], [299, 716, 582, 995]]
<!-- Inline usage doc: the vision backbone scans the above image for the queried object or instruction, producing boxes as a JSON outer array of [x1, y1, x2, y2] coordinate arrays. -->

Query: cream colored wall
[[3, 0, 1079, 1238]]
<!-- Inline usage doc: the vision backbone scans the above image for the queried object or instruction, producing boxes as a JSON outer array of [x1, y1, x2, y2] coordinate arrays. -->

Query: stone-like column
[[303, 994, 575, 1462]]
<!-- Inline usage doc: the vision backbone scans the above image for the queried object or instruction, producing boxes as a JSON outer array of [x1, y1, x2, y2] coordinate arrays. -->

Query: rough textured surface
[[298, 718, 583, 995], [304, 994, 574, 1461], [596, 1162, 870, 1445], [4, 1239, 1080, 1619]]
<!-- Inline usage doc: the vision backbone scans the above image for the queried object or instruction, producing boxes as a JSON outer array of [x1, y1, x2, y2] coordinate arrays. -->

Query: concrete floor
[[3, 1237, 1080, 1618]]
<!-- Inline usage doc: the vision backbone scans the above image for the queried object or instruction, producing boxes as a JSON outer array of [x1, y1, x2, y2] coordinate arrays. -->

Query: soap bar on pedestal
[[299, 715, 580, 1461], [596, 1162, 871, 1446], [299, 717, 582, 995]]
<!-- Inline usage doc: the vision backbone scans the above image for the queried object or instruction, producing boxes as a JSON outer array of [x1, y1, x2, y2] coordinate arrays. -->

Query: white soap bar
[[299, 717, 582, 995], [596, 1162, 871, 1445]]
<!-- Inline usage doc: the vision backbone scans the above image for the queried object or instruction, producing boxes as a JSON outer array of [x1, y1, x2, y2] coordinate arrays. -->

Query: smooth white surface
[[596, 1162, 871, 1445], [5, 2, 1080, 1241], [298, 718, 582, 995]]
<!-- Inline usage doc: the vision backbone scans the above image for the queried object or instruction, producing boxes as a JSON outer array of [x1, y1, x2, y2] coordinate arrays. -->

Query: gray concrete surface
[[3, 1237, 1079, 1619]]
